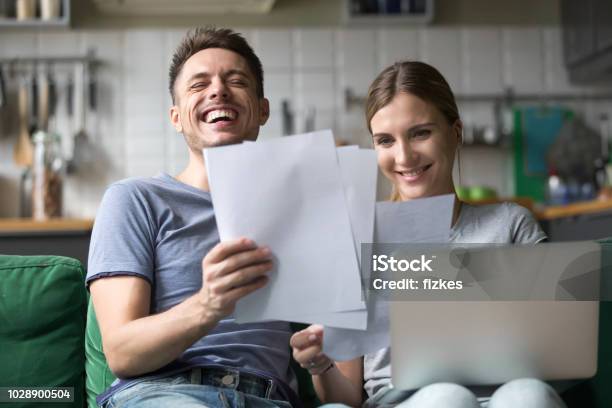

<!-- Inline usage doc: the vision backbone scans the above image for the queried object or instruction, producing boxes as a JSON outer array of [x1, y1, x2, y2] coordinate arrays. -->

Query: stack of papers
[[205, 130, 454, 356], [205, 130, 377, 329]]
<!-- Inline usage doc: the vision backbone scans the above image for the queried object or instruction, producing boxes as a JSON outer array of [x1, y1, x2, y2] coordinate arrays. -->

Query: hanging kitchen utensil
[[69, 62, 89, 171], [88, 65, 97, 111], [14, 78, 33, 167], [0, 64, 6, 109], [66, 72, 74, 117], [46, 64, 57, 119], [38, 70, 49, 132], [29, 66, 38, 134]]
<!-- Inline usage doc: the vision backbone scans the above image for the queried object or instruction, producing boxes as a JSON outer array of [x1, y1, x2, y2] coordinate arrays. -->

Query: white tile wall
[[1, 25, 611, 217], [293, 29, 335, 70], [377, 29, 420, 70], [461, 28, 503, 94], [502, 28, 544, 94], [419, 28, 464, 94], [252, 29, 293, 71]]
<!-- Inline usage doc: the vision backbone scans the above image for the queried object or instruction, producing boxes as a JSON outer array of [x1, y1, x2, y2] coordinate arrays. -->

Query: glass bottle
[[32, 131, 63, 220]]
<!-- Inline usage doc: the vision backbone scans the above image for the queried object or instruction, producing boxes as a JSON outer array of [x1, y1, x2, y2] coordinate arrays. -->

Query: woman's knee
[[396, 383, 480, 408], [489, 378, 566, 408]]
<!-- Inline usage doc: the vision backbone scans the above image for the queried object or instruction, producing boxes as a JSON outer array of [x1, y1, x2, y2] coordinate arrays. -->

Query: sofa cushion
[[0, 255, 86, 408], [85, 299, 116, 407]]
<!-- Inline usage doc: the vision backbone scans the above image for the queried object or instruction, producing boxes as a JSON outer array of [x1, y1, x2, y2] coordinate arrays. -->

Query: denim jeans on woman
[[323, 378, 567, 408]]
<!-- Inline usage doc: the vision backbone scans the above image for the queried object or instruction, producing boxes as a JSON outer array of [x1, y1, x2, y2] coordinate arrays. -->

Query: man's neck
[[175, 151, 210, 191]]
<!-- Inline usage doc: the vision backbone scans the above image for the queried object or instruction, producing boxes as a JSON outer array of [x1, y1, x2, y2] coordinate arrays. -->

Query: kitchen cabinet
[[595, 0, 612, 52], [561, 0, 595, 66], [537, 200, 612, 242], [0, 218, 93, 267], [561, 0, 612, 82]]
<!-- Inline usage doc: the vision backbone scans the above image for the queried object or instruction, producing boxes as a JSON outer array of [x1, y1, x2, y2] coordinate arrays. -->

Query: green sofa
[[0, 254, 610, 407], [0, 255, 317, 408]]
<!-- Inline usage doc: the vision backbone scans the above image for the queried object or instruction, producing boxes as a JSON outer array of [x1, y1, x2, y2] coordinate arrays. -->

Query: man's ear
[[170, 105, 182, 133], [259, 98, 270, 126]]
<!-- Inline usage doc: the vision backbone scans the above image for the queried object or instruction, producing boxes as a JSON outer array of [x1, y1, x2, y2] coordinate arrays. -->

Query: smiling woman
[[366, 61, 462, 204], [289, 61, 557, 408]]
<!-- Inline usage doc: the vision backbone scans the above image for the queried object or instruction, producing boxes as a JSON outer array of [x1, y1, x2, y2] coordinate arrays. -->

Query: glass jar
[[32, 131, 64, 220]]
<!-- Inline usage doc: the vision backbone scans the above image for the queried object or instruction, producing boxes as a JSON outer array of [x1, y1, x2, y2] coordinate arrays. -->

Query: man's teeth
[[205, 109, 236, 123]]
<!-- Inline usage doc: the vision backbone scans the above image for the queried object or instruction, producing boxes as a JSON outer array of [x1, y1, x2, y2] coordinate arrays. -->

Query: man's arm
[[92, 238, 272, 378]]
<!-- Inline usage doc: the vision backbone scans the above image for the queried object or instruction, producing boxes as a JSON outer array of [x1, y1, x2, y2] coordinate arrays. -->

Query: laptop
[[389, 242, 600, 391]]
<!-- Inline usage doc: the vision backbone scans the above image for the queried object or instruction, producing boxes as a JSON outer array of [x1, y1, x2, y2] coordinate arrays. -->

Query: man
[[87, 27, 305, 408]]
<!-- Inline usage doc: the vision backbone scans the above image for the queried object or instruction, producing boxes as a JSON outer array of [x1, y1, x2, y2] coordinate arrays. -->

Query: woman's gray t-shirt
[[362, 202, 547, 398]]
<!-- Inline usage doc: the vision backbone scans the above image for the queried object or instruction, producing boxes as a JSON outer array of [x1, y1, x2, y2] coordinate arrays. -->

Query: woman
[[290, 61, 565, 408]]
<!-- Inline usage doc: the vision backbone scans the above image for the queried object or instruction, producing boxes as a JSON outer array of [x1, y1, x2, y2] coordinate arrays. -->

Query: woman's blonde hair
[[365, 61, 460, 201]]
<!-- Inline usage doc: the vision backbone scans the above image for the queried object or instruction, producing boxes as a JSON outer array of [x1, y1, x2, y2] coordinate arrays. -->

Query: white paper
[[278, 147, 378, 329], [205, 130, 364, 327], [323, 194, 454, 360]]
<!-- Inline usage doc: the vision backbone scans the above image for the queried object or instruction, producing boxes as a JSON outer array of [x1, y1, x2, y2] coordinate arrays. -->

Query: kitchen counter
[[0, 218, 94, 235], [535, 199, 612, 220]]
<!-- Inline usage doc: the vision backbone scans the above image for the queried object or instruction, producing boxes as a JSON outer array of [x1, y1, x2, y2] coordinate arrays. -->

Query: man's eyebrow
[[223, 69, 250, 79], [186, 72, 210, 83]]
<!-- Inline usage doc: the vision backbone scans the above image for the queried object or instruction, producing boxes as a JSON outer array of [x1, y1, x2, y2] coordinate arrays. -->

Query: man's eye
[[229, 79, 247, 86], [191, 82, 207, 89]]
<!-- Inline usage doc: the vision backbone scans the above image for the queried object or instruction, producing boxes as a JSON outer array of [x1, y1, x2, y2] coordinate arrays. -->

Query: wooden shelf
[[536, 199, 612, 220], [0, 218, 93, 234]]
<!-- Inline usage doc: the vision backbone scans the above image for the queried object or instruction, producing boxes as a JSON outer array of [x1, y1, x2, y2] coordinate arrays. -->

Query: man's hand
[[200, 237, 273, 323], [291, 324, 334, 375]]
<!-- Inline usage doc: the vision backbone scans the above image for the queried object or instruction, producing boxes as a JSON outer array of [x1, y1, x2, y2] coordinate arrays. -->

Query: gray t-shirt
[[86, 173, 296, 405], [363, 202, 547, 398]]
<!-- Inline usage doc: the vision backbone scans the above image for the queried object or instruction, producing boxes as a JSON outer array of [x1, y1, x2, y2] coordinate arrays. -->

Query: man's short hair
[[168, 26, 264, 103]]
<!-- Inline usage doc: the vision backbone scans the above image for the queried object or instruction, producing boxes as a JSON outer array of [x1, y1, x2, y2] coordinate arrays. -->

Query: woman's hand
[[290, 324, 334, 375]]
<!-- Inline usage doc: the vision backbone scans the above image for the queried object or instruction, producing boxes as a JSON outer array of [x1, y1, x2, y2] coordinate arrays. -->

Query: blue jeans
[[324, 378, 567, 408], [104, 368, 293, 408]]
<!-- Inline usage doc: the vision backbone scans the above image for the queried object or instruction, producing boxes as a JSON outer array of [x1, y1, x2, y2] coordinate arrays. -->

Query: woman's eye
[[413, 129, 431, 138], [376, 138, 393, 146]]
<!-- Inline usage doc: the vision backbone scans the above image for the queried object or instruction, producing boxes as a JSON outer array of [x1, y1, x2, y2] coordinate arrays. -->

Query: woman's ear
[[259, 98, 270, 126], [453, 119, 463, 147]]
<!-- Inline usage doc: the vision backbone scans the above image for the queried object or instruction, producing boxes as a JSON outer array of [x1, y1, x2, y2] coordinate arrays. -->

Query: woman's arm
[[291, 325, 364, 407]]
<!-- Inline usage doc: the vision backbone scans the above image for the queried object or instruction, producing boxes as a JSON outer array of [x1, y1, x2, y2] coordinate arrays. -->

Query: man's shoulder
[[108, 175, 163, 193], [104, 174, 176, 201]]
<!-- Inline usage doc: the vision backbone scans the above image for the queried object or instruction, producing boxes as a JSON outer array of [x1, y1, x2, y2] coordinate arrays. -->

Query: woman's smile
[[395, 163, 433, 183]]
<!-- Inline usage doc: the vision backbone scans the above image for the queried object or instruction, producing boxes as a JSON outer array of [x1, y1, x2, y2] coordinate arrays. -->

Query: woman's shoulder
[[455, 201, 546, 244], [462, 201, 534, 220]]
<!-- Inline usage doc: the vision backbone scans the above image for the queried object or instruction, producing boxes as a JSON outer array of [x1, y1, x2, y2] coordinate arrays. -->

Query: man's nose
[[208, 77, 229, 100]]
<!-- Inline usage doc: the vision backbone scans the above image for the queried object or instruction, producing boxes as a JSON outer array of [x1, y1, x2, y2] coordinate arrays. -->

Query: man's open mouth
[[203, 108, 238, 124]]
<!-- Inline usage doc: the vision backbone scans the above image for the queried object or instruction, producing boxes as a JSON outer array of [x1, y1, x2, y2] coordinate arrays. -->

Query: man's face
[[170, 48, 269, 152]]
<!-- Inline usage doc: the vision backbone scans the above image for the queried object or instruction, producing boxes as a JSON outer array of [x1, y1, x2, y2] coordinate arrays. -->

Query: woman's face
[[370, 92, 462, 201]]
